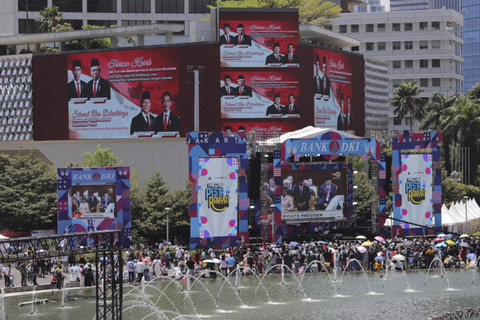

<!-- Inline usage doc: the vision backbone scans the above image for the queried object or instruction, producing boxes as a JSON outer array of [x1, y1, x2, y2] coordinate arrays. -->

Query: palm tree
[[420, 92, 458, 174], [391, 81, 426, 132], [442, 95, 480, 185]]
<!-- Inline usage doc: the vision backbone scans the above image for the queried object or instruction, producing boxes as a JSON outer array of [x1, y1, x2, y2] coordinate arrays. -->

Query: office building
[[391, 0, 460, 12], [462, 0, 480, 92], [354, 0, 385, 12], [330, 9, 463, 133]]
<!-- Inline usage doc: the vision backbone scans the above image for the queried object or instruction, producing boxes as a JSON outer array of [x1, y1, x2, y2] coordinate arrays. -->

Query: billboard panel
[[271, 168, 348, 223], [57, 167, 131, 248], [312, 47, 364, 135], [396, 154, 434, 228], [219, 18, 299, 68], [67, 48, 180, 139], [198, 157, 239, 238], [220, 70, 300, 119]]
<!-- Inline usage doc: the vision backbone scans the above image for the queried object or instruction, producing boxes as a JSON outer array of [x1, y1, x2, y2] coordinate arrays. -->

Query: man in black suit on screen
[[234, 24, 252, 45], [234, 75, 252, 97], [282, 43, 300, 64], [220, 23, 235, 45], [67, 60, 88, 100], [283, 94, 300, 115], [266, 93, 283, 116], [154, 91, 180, 132], [265, 42, 282, 65], [86, 58, 111, 99], [130, 91, 156, 135], [220, 74, 235, 96]]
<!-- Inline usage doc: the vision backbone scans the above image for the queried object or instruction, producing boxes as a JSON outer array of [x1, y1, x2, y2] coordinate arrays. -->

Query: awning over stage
[[267, 126, 362, 143]]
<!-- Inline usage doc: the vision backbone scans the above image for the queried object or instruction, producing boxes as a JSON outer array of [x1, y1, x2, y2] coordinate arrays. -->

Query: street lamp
[[165, 207, 171, 244], [463, 196, 469, 234]]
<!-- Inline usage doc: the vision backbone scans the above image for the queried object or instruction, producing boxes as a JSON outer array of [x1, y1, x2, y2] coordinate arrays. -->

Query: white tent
[[441, 198, 480, 234], [0, 234, 9, 254]]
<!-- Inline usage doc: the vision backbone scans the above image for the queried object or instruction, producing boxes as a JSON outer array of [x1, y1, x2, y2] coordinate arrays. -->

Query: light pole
[[463, 196, 469, 234], [165, 207, 171, 244], [270, 204, 276, 244]]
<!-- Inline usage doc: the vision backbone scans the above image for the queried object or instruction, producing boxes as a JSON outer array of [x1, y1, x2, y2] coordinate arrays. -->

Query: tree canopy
[[0, 151, 57, 231], [82, 144, 119, 167], [392, 81, 426, 132], [216, 0, 341, 26]]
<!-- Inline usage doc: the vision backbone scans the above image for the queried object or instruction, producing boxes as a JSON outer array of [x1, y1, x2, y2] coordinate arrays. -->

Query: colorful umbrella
[[433, 237, 443, 242], [356, 245, 367, 253], [375, 236, 386, 243], [374, 256, 386, 262], [435, 242, 447, 248], [362, 241, 374, 246], [355, 235, 367, 240], [446, 240, 455, 245], [392, 254, 405, 261], [459, 234, 470, 239]]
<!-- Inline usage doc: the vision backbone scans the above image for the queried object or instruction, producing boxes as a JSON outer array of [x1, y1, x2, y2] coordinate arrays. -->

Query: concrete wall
[[0, 138, 189, 190]]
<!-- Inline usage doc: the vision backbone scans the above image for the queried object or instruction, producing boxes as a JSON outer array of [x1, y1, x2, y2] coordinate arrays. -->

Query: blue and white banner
[[284, 138, 376, 160]]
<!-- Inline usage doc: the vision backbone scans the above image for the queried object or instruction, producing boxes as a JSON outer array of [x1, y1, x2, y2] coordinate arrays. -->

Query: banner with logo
[[67, 48, 180, 139], [397, 154, 433, 228], [57, 167, 131, 248], [198, 157, 239, 238]]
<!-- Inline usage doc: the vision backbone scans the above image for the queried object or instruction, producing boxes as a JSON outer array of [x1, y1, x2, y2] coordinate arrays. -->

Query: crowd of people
[[2, 234, 479, 290]]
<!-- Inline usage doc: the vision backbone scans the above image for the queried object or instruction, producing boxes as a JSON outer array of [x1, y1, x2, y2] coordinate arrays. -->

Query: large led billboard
[[67, 48, 180, 139], [312, 47, 365, 136], [57, 167, 131, 248]]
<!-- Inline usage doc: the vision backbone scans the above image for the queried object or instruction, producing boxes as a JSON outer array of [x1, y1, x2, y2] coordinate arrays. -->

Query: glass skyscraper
[[391, 0, 460, 12], [462, 0, 480, 91]]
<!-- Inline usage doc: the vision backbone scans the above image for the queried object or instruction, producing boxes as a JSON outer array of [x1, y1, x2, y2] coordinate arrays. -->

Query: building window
[[18, 19, 42, 33], [393, 79, 402, 88], [377, 42, 386, 51], [431, 40, 440, 49], [393, 41, 401, 50], [420, 22, 428, 30], [420, 60, 429, 68], [393, 117, 402, 125], [189, 0, 215, 13], [432, 21, 440, 30], [432, 78, 441, 87], [351, 46, 359, 52], [392, 23, 401, 32], [87, 20, 117, 27], [419, 41, 428, 49], [404, 23, 412, 31], [377, 23, 385, 32], [122, 0, 151, 13], [404, 41, 413, 50], [18, 0, 48, 11], [404, 60, 413, 68], [392, 61, 401, 69], [351, 24, 359, 33], [366, 24, 374, 32], [155, 0, 184, 13], [122, 20, 151, 26], [87, 0, 116, 12], [339, 25, 347, 33], [432, 59, 440, 68], [366, 42, 374, 51], [53, 0, 82, 12], [420, 78, 429, 87]]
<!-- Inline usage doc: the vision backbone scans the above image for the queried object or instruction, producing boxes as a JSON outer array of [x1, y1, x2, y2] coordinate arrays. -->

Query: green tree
[[132, 172, 191, 244], [36, 6, 63, 32], [392, 81, 426, 132], [466, 82, 480, 101], [82, 145, 119, 167], [0, 152, 57, 231], [442, 95, 480, 185], [420, 92, 458, 174], [353, 171, 374, 222], [216, 0, 341, 26]]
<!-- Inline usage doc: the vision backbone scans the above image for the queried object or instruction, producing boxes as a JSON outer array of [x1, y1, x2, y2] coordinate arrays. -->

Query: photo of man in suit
[[317, 179, 337, 210], [130, 90, 156, 135], [345, 95, 353, 130], [283, 94, 300, 115], [86, 58, 111, 99], [282, 43, 300, 65], [220, 23, 235, 45], [314, 55, 322, 95], [265, 42, 282, 65], [293, 176, 311, 211], [235, 75, 252, 97], [154, 91, 180, 132], [100, 192, 112, 212], [234, 24, 252, 45], [337, 93, 347, 131], [319, 56, 330, 96], [220, 74, 235, 96], [67, 60, 88, 100], [266, 93, 283, 116]]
